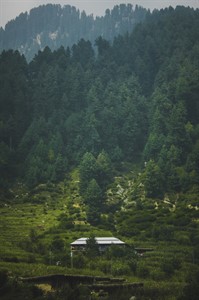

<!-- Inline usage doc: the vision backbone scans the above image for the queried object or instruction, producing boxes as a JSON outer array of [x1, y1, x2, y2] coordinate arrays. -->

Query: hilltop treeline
[[0, 6, 199, 199], [0, 4, 148, 61]]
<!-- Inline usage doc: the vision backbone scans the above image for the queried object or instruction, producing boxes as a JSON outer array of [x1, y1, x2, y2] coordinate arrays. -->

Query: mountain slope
[[0, 4, 148, 61], [0, 6, 199, 197], [0, 7, 199, 299]]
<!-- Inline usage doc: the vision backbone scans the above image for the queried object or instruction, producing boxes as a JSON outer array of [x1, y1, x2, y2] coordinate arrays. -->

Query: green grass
[[0, 202, 61, 259], [0, 261, 105, 277], [0, 176, 198, 300], [0, 179, 113, 264]]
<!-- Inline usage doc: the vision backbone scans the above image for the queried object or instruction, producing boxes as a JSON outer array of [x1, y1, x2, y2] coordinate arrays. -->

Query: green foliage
[[111, 261, 131, 276], [0, 7, 199, 300], [79, 152, 97, 195], [136, 262, 150, 278], [58, 214, 74, 230], [85, 179, 102, 225], [1, 7, 199, 196], [179, 268, 199, 300], [152, 225, 174, 241], [79, 151, 113, 225], [143, 159, 164, 198], [85, 235, 99, 258], [161, 259, 175, 277], [73, 253, 86, 269], [86, 179, 101, 204], [50, 236, 65, 253], [96, 150, 112, 191]]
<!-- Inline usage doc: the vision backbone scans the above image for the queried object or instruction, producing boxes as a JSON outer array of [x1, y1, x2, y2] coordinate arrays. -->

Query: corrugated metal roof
[[71, 237, 125, 245]]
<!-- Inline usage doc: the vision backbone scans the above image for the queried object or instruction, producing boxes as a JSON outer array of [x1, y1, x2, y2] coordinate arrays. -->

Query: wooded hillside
[[0, 4, 148, 61], [1, 6, 199, 198]]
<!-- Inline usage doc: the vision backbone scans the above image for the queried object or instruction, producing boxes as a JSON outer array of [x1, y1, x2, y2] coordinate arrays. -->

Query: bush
[[58, 214, 75, 229], [150, 269, 166, 281], [128, 258, 137, 273], [152, 225, 174, 241], [27, 254, 36, 263], [175, 232, 191, 245], [190, 233, 199, 246], [105, 245, 127, 259], [179, 269, 199, 300], [50, 236, 65, 252], [161, 259, 175, 277], [136, 263, 150, 278], [73, 253, 86, 269], [98, 260, 112, 274], [111, 261, 131, 276]]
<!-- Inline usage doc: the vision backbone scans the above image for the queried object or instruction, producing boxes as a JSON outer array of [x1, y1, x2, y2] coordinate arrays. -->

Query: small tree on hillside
[[85, 178, 102, 225], [85, 235, 99, 258]]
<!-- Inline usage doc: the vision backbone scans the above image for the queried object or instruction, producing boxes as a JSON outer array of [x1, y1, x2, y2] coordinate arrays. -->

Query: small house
[[70, 237, 125, 252]]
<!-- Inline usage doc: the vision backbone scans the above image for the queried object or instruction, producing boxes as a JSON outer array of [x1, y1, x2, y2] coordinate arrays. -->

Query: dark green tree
[[96, 150, 112, 191], [79, 152, 97, 195], [178, 269, 199, 300], [144, 159, 164, 198], [85, 235, 99, 258], [85, 179, 102, 225]]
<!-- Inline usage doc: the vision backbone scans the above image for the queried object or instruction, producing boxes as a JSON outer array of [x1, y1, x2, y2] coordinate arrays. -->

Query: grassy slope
[[0, 169, 198, 299]]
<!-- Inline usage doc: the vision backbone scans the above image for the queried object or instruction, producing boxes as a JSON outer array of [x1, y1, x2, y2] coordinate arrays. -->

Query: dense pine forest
[[0, 4, 199, 300], [1, 5, 199, 196]]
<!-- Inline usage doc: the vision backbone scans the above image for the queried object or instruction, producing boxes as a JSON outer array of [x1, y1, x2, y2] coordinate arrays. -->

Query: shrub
[[161, 259, 175, 277], [175, 232, 191, 245], [98, 260, 112, 274], [179, 269, 199, 300], [105, 245, 127, 259], [58, 214, 74, 229], [73, 253, 86, 269], [136, 263, 150, 278], [152, 225, 174, 241], [50, 236, 65, 252], [190, 233, 199, 246], [111, 261, 131, 276], [27, 254, 36, 263], [150, 269, 166, 281], [128, 258, 137, 273]]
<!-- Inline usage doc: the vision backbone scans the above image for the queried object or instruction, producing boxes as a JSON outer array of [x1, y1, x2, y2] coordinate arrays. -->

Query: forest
[[1, 5, 199, 196], [0, 4, 199, 300], [0, 4, 148, 61]]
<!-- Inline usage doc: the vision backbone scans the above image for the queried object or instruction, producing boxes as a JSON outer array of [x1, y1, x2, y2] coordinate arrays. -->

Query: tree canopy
[[0, 6, 199, 201]]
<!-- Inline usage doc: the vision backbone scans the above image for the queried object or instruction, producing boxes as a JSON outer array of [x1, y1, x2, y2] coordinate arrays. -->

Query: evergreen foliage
[[0, 6, 199, 200], [85, 235, 99, 258], [0, 4, 148, 61]]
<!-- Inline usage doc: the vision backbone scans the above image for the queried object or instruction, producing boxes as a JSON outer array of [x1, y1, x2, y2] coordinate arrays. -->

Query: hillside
[[0, 171, 198, 299], [0, 3, 148, 61], [0, 5, 199, 300], [1, 6, 199, 194]]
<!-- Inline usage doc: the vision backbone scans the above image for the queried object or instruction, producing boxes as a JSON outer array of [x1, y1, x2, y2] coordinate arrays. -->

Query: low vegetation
[[0, 170, 198, 299]]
